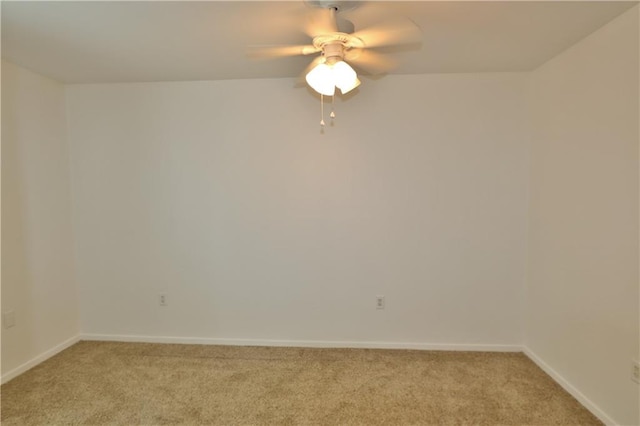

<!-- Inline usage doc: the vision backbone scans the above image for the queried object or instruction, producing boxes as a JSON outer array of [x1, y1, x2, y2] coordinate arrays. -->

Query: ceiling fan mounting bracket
[[304, 1, 359, 13]]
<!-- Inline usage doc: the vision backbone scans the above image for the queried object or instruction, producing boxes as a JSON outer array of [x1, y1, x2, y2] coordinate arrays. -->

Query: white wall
[[526, 6, 639, 426], [65, 73, 529, 348], [1, 61, 80, 380]]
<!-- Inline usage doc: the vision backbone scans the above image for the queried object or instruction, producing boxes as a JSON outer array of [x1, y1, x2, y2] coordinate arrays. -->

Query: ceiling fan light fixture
[[333, 60, 359, 94], [306, 62, 336, 96], [339, 76, 361, 95], [306, 59, 358, 96]]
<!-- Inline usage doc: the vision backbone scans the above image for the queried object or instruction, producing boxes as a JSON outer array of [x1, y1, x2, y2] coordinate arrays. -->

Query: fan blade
[[304, 7, 338, 37], [350, 19, 421, 49], [345, 49, 396, 75], [295, 56, 325, 87], [248, 45, 319, 59]]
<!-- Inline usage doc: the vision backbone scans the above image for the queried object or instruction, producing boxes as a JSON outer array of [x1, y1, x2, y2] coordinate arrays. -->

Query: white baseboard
[[80, 333, 522, 352], [523, 346, 616, 426], [1, 334, 81, 384]]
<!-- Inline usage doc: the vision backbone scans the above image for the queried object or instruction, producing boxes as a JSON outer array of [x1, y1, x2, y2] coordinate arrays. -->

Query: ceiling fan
[[250, 1, 422, 103]]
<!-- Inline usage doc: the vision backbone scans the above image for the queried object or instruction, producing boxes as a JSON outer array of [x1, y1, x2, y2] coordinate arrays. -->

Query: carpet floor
[[1, 341, 601, 425]]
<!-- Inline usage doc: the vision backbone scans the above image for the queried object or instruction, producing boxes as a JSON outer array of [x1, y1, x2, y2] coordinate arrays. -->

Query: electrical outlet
[[3, 311, 16, 329], [632, 361, 640, 384], [376, 295, 385, 310], [159, 294, 167, 307]]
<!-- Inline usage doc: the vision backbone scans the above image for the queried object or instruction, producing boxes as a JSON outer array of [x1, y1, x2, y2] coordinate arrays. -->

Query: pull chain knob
[[330, 95, 336, 118]]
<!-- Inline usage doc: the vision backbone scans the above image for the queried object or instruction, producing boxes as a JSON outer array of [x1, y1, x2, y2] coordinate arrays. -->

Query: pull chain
[[320, 94, 325, 127], [330, 95, 336, 119]]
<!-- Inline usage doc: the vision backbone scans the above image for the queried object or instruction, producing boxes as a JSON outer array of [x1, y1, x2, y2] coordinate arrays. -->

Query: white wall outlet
[[376, 295, 385, 310], [632, 361, 640, 384], [3, 311, 16, 329], [159, 293, 167, 306]]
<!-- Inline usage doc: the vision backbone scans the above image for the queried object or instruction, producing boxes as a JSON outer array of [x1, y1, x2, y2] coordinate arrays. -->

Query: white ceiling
[[1, 1, 637, 84]]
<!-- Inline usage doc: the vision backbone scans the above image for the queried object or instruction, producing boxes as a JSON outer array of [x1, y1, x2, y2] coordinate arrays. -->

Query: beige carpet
[[1, 341, 601, 425]]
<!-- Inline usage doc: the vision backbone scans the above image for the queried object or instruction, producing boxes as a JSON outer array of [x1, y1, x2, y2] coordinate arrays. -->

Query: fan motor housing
[[312, 33, 365, 51]]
